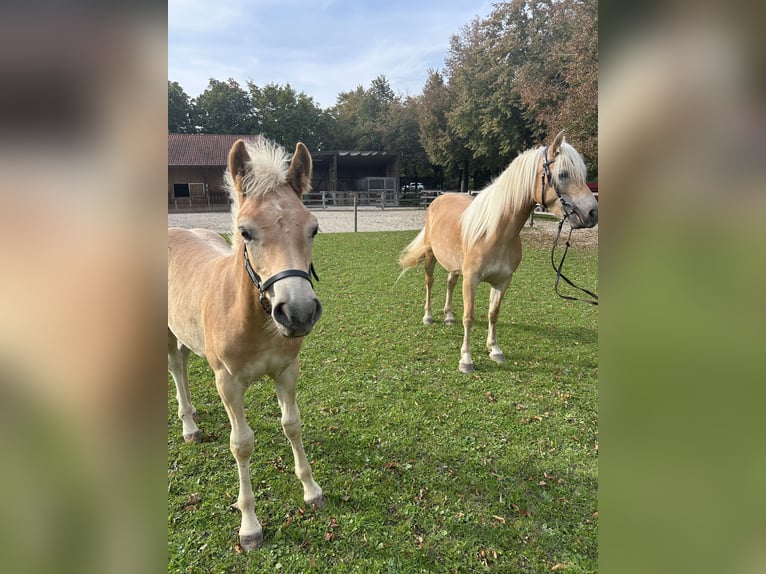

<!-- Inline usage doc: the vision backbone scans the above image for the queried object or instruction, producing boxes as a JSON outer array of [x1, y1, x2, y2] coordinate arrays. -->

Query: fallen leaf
[[186, 493, 201, 505]]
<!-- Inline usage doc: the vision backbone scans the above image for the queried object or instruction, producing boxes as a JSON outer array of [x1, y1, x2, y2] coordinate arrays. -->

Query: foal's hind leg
[[422, 251, 436, 325], [273, 361, 326, 509], [167, 330, 200, 443], [487, 279, 511, 364], [443, 271, 459, 325]]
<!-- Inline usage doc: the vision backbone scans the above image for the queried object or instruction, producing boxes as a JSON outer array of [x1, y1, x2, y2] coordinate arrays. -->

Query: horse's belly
[[432, 243, 463, 273]]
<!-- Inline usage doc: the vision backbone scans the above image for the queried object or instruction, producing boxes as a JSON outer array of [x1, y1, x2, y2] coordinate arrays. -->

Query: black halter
[[242, 243, 319, 314], [541, 146, 575, 218], [541, 146, 599, 306]]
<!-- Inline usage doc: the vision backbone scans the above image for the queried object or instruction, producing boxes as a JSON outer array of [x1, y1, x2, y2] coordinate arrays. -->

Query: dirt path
[[168, 208, 597, 247]]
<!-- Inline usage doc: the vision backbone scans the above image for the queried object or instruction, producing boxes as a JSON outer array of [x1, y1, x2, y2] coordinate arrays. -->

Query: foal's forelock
[[224, 139, 292, 241]]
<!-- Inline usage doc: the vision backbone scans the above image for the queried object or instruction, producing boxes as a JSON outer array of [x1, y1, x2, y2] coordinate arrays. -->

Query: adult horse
[[168, 138, 325, 551], [399, 131, 598, 373]]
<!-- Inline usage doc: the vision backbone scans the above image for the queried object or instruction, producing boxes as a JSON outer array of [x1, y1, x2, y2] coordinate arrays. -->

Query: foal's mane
[[460, 141, 587, 249], [224, 137, 291, 242]]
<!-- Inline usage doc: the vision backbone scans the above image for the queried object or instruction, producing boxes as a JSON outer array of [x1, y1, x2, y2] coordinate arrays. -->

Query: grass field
[[168, 229, 598, 573]]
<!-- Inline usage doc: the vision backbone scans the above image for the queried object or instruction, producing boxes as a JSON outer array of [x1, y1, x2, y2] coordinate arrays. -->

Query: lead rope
[[550, 217, 598, 305]]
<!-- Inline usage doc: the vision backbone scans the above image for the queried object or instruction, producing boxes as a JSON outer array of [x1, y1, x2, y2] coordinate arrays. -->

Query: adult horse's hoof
[[459, 361, 474, 374], [489, 352, 506, 364], [307, 493, 327, 510], [444, 317, 456, 326], [423, 316, 433, 325], [183, 430, 201, 443], [239, 530, 263, 552]]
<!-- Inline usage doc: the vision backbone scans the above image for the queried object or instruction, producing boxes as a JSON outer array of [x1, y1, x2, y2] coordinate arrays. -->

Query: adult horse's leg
[[167, 330, 200, 443], [459, 274, 479, 373], [273, 361, 326, 509], [487, 279, 511, 364], [443, 271, 459, 325], [423, 251, 436, 325], [215, 370, 262, 551]]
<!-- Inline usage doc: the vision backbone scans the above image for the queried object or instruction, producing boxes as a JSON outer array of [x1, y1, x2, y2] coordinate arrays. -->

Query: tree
[[382, 95, 431, 186], [446, 15, 533, 182], [332, 75, 400, 151], [418, 69, 471, 190], [193, 78, 254, 134], [168, 81, 195, 133], [248, 82, 329, 151], [495, 0, 598, 174], [427, 0, 598, 186]]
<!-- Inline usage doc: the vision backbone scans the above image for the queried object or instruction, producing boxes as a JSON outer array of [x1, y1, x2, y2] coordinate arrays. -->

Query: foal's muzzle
[[242, 244, 322, 336], [271, 292, 323, 338]]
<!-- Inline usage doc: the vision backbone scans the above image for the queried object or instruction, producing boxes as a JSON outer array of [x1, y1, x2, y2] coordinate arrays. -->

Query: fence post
[[353, 193, 358, 232]]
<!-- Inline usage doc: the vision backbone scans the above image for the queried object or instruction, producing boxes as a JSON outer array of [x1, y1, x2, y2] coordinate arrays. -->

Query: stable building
[[168, 134, 400, 212]]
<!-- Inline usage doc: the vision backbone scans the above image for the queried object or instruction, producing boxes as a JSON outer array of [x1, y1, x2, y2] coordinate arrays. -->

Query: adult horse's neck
[[496, 199, 535, 244]]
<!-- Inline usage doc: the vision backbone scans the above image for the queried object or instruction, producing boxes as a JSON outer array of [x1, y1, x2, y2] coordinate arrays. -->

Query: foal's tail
[[397, 229, 429, 280]]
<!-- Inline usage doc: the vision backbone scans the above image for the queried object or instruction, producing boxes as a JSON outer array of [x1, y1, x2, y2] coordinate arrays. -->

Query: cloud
[[168, 1, 495, 108]]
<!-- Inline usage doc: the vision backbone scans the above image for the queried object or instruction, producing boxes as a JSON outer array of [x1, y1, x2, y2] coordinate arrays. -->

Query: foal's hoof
[[459, 361, 474, 374], [423, 316, 433, 325], [489, 352, 506, 364], [183, 430, 201, 443], [239, 530, 263, 552], [444, 317, 456, 326], [307, 493, 327, 510]]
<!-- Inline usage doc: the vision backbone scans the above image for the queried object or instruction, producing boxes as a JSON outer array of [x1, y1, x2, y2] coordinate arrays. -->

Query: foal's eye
[[558, 171, 569, 179], [239, 227, 252, 241]]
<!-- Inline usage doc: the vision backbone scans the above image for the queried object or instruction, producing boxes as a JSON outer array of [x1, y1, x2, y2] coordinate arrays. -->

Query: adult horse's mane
[[460, 142, 588, 249], [224, 137, 292, 242]]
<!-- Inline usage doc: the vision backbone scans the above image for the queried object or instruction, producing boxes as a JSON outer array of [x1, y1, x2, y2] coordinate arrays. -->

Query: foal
[[168, 138, 325, 551]]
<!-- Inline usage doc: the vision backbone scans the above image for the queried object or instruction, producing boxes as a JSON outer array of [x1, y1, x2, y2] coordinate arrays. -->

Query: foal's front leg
[[273, 361, 326, 508], [215, 371, 262, 551]]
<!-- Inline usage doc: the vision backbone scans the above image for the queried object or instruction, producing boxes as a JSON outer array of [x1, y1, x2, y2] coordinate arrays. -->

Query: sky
[[168, 0, 496, 109]]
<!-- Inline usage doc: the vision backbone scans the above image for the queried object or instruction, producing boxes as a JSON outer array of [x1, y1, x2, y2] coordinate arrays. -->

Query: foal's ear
[[228, 139, 251, 197], [549, 130, 566, 156], [287, 142, 312, 196]]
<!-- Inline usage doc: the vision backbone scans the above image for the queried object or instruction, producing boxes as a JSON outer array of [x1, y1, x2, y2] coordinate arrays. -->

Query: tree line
[[169, 0, 597, 189]]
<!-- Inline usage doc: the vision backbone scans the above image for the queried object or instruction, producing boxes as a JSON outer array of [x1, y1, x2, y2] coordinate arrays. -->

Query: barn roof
[[168, 133, 398, 167], [168, 133, 258, 166]]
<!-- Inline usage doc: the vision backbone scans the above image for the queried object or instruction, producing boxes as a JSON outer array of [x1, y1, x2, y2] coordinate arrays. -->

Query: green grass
[[168, 229, 598, 573]]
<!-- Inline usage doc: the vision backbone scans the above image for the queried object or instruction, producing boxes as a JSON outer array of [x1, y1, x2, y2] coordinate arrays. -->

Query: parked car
[[401, 182, 424, 192]]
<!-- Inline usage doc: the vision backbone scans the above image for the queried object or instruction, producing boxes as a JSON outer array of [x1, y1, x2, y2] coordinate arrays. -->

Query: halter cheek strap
[[242, 243, 319, 314], [540, 146, 576, 219]]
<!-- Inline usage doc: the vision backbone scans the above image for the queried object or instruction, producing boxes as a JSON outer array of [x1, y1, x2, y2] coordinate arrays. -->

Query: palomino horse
[[168, 138, 325, 551], [399, 131, 598, 373]]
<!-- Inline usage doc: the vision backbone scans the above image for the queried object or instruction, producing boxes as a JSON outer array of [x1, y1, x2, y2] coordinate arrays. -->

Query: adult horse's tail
[[398, 229, 429, 277]]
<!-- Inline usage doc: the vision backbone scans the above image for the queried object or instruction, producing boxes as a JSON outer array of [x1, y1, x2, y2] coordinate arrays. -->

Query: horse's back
[[169, 227, 231, 257], [168, 227, 233, 355]]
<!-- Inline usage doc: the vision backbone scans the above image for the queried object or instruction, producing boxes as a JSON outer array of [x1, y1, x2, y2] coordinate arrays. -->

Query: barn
[[168, 134, 400, 212]]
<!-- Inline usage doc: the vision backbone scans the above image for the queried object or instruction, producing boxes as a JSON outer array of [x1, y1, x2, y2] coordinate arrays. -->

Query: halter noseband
[[242, 243, 319, 314]]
